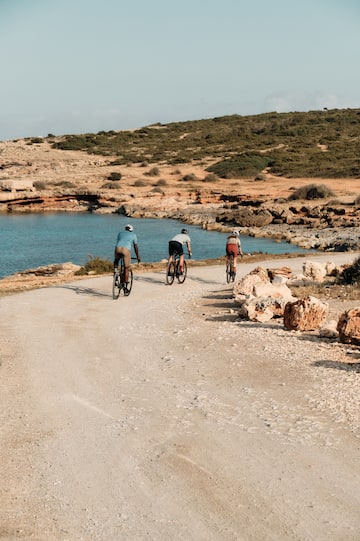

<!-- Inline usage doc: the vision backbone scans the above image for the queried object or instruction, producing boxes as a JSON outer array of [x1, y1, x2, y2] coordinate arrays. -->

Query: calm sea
[[0, 213, 312, 278]]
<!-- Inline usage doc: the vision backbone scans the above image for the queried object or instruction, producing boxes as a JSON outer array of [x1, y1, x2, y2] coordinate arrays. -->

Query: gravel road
[[0, 254, 359, 541]]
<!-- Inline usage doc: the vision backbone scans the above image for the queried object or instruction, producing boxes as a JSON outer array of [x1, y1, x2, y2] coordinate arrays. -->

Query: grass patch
[[75, 256, 113, 275]]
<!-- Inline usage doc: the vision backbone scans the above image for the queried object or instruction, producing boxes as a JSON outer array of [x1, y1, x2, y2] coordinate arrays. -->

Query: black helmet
[[181, 228, 188, 234]]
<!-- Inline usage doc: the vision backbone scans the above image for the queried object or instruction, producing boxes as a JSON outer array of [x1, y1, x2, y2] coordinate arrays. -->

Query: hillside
[[0, 109, 359, 252]]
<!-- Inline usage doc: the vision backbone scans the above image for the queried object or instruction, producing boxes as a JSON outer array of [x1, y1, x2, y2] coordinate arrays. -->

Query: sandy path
[[0, 254, 359, 541]]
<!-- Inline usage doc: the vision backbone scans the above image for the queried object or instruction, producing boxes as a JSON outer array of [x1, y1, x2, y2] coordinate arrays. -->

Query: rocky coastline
[[0, 138, 359, 253]]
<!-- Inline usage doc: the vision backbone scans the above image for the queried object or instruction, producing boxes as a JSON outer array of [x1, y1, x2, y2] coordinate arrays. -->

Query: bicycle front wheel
[[124, 268, 133, 296], [166, 261, 176, 285], [112, 271, 121, 299], [177, 259, 187, 284]]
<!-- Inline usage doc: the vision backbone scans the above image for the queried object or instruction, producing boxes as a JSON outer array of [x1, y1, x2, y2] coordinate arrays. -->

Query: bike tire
[[226, 261, 232, 284], [166, 261, 176, 285], [124, 267, 133, 296], [112, 271, 121, 299], [177, 259, 187, 284]]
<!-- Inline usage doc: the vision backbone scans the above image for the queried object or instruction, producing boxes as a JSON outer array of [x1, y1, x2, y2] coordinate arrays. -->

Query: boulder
[[235, 268, 296, 322], [233, 266, 269, 299], [267, 266, 293, 281], [284, 296, 329, 331], [0, 179, 35, 192], [239, 295, 294, 323], [303, 261, 327, 282], [319, 320, 338, 339], [337, 308, 360, 345]]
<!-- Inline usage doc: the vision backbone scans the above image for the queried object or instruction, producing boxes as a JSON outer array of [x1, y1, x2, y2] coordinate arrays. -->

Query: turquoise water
[[0, 213, 312, 278]]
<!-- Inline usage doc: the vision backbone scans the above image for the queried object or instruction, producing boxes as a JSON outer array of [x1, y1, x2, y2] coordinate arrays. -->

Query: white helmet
[[232, 230, 239, 236], [125, 224, 134, 232]]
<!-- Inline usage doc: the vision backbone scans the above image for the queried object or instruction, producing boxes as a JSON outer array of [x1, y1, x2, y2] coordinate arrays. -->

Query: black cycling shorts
[[169, 240, 183, 256]]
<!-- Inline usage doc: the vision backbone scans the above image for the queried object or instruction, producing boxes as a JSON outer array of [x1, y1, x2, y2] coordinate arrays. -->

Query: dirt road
[[1, 254, 359, 540]]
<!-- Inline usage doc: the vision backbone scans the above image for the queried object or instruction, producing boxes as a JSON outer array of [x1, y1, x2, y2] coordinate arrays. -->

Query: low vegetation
[[47, 108, 360, 179], [288, 183, 335, 200], [338, 256, 360, 285], [75, 256, 113, 275]]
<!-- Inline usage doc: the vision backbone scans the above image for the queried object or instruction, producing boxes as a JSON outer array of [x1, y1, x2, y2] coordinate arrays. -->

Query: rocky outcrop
[[234, 266, 296, 323], [303, 261, 327, 282], [283, 296, 329, 331], [337, 308, 360, 345]]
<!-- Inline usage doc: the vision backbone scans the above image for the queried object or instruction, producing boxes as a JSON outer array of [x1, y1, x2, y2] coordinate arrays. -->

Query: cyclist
[[114, 224, 141, 286], [168, 228, 192, 274], [226, 230, 243, 273]]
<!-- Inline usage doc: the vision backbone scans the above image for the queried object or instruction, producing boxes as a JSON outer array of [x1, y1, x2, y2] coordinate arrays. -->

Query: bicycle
[[112, 256, 134, 299], [166, 251, 188, 285], [226, 253, 236, 283]]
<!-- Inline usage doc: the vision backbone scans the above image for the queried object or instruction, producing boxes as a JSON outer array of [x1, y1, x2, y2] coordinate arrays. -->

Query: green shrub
[[33, 180, 47, 190], [288, 183, 335, 200], [338, 256, 360, 285], [206, 153, 272, 178], [155, 178, 167, 186], [75, 256, 113, 275], [146, 167, 160, 176], [108, 171, 122, 181], [133, 179, 147, 187], [182, 173, 198, 181], [203, 173, 218, 182], [55, 180, 76, 188], [101, 181, 120, 189]]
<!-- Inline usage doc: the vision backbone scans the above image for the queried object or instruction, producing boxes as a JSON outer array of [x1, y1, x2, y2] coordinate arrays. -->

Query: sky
[[1, 0, 360, 141]]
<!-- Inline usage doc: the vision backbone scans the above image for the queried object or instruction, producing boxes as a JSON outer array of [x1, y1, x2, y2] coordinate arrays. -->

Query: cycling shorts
[[226, 243, 239, 257], [169, 240, 183, 256]]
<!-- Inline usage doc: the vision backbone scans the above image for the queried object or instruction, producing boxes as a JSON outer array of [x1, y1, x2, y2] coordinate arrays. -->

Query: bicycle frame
[[166, 251, 187, 285]]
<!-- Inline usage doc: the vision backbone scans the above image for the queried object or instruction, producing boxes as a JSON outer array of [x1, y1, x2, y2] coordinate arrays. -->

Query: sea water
[[0, 213, 312, 278]]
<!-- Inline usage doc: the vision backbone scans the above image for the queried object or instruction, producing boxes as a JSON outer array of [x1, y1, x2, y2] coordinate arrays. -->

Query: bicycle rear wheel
[[177, 259, 187, 284], [112, 270, 121, 299], [166, 261, 176, 285], [124, 268, 133, 296], [226, 254, 236, 283]]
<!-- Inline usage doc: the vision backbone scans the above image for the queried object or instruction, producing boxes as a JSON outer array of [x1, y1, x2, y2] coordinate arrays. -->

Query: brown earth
[[0, 138, 358, 210]]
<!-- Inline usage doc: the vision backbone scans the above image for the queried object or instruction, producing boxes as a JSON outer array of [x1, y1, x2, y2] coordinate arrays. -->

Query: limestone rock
[[303, 261, 327, 282], [239, 296, 294, 323], [319, 320, 338, 339], [284, 296, 329, 331], [233, 266, 269, 299], [337, 308, 360, 345]]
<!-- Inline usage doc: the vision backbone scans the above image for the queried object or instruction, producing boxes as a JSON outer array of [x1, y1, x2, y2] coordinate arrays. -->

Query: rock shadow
[[313, 360, 360, 372]]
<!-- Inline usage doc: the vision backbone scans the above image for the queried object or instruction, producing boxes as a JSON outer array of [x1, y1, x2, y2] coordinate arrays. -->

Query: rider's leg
[[122, 248, 131, 283], [114, 248, 120, 271]]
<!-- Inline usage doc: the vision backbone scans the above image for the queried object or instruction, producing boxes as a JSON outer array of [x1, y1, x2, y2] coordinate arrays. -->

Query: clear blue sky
[[1, 0, 359, 140]]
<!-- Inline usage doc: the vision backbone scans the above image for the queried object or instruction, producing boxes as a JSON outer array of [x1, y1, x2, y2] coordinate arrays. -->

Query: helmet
[[181, 228, 188, 234], [232, 230, 239, 236], [125, 224, 134, 232]]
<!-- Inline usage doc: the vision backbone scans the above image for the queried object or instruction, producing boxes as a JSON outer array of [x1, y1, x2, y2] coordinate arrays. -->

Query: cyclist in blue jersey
[[114, 224, 141, 284]]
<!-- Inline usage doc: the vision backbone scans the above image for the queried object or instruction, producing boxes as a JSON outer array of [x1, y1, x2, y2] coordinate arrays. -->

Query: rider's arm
[[186, 241, 192, 258], [238, 239, 243, 256], [133, 242, 141, 263]]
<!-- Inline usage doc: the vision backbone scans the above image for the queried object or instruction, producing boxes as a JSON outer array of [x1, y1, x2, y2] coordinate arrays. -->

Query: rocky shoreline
[[1, 138, 359, 253]]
